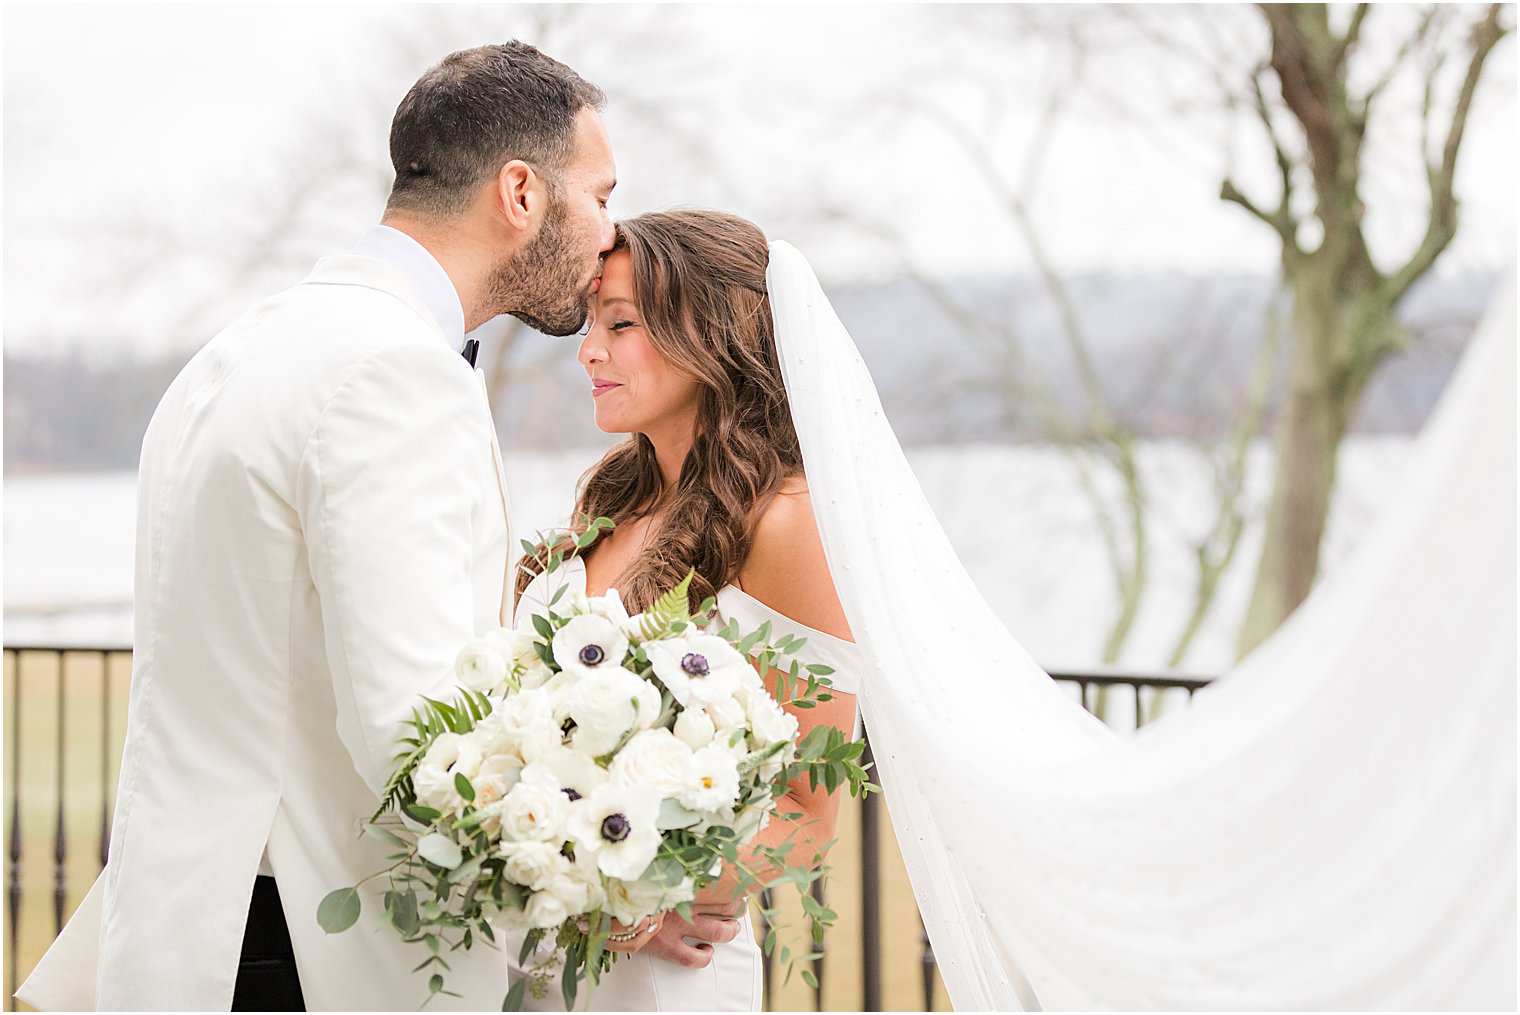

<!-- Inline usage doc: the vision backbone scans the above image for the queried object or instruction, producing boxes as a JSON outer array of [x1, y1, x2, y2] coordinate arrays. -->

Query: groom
[[22, 42, 618, 1011]]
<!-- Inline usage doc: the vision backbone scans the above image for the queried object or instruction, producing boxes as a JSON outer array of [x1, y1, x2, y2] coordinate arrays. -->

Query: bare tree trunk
[[1230, 3, 1508, 655]]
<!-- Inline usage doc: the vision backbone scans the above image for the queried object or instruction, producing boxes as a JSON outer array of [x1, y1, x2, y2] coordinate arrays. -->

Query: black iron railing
[[2, 646, 1210, 1012]]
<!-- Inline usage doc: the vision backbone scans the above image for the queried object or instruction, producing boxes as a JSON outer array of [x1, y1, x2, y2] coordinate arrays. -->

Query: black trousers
[[232, 876, 305, 1012]]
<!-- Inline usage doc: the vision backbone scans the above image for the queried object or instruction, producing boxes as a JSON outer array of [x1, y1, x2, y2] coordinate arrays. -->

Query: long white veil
[[766, 240, 1516, 1011]]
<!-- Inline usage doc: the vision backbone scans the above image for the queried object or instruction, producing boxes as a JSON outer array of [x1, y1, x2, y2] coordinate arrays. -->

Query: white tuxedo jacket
[[19, 255, 514, 1010]]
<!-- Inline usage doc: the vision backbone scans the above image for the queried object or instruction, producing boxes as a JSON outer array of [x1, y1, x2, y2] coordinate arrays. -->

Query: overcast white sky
[[4, 3, 1515, 359]]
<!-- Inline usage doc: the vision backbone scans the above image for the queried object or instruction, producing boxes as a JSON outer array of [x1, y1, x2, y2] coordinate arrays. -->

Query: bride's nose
[[578, 330, 607, 369]]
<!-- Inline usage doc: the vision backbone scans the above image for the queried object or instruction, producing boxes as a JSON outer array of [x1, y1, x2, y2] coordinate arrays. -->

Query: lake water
[[2, 439, 1413, 673]]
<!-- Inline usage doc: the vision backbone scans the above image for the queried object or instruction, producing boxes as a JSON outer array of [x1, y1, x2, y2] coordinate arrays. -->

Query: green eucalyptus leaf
[[504, 977, 529, 1011], [317, 887, 361, 934], [656, 797, 702, 830]]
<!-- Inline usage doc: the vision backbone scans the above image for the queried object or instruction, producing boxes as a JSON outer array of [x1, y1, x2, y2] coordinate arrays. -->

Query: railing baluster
[[758, 886, 774, 1011], [919, 914, 936, 1011], [8, 652, 23, 1014], [810, 876, 826, 1010], [1, 644, 1212, 1011], [100, 659, 112, 869], [859, 736, 881, 1013], [53, 652, 68, 935]]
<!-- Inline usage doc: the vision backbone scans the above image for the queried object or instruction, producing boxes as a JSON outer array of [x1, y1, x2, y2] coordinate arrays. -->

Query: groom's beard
[[488, 199, 592, 337]]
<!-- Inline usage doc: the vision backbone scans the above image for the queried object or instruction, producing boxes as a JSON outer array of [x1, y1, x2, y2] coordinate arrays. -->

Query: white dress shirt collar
[[349, 224, 467, 350]]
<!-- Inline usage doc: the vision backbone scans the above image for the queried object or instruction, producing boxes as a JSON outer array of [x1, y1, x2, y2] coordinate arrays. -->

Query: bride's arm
[[636, 479, 857, 968], [708, 479, 859, 899]]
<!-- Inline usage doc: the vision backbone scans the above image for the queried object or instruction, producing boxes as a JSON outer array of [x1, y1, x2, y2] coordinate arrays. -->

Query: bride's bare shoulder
[[738, 476, 853, 642]]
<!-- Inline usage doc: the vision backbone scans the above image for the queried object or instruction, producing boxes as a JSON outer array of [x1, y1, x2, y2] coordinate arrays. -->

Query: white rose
[[603, 875, 696, 926], [706, 693, 748, 732], [470, 753, 523, 808], [545, 863, 604, 914], [609, 728, 693, 797], [679, 744, 741, 812], [746, 696, 799, 749], [525, 889, 572, 930], [412, 732, 481, 816], [672, 707, 717, 749], [500, 775, 571, 843], [499, 839, 571, 892], [455, 637, 511, 693]]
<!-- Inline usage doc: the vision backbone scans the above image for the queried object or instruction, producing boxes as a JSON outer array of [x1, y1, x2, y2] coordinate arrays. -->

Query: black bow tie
[[462, 339, 479, 368]]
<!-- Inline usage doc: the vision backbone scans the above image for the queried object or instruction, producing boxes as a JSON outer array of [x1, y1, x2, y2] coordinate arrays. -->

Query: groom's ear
[[495, 160, 542, 233]]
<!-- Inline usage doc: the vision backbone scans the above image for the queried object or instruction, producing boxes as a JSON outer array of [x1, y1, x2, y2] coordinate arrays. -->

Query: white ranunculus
[[679, 744, 742, 812], [499, 772, 571, 843], [566, 782, 662, 881], [566, 666, 652, 757], [603, 874, 696, 926], [645, 636, 746, 709], [499, 839, 571, 893], [417, 832, 463, 869], [455, 637, 511, 693], [525, 889, 572, 930], [553, 615, 630, 680], [499, 627, 556, 689], [672, 707, 718, 749], [609, 728, 693, 797], [412, 732, 482, 817]]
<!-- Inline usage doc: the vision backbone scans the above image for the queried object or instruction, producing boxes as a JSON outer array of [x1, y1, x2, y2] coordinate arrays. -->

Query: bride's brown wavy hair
[[515, 209, 801, 612]]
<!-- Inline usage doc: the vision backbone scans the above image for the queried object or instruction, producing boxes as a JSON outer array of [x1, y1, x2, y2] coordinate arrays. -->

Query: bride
[[506, 209, 864, 1011], [510, 206, 1515, 1012]]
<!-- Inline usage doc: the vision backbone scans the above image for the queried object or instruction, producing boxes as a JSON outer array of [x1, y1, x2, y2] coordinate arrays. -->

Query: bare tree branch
[[1390, 2, 1509, 301]]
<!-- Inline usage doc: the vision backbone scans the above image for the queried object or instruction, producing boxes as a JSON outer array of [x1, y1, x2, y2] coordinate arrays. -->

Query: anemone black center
[[563, 787, 582, 802], [578, 644, 607, 667], [600, 812, 631, 843], [680, 652, 710, 677]]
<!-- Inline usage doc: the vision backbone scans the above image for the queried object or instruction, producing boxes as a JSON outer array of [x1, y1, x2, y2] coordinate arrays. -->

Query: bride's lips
[[591, 380, 621, 398]]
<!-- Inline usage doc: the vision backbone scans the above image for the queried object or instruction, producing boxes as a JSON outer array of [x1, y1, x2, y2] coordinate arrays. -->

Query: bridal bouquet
[[319, 522, 873, 1010]]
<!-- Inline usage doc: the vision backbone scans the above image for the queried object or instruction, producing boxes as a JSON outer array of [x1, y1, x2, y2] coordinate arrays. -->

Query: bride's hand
[[601, 913, 664, 955], [639, 894, 747, 969]]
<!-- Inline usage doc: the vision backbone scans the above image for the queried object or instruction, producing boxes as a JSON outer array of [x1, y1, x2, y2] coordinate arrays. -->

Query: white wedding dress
[[506, 555, 864, 1012]]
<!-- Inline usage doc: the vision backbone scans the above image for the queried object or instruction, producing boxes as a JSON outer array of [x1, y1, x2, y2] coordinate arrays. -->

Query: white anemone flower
[[552, 614, 630, 680], [678, 744, 742, 812], [645, 635, 746, 709], [566, 782, 662, 881], [527, 745, 609, 803]]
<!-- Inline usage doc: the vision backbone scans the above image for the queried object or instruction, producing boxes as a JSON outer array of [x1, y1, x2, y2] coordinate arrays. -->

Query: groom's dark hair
[[385, 41, 605, 217]]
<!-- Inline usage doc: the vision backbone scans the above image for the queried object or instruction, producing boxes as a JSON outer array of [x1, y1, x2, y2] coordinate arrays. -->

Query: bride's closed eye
[[609, 320, 638, 332]]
